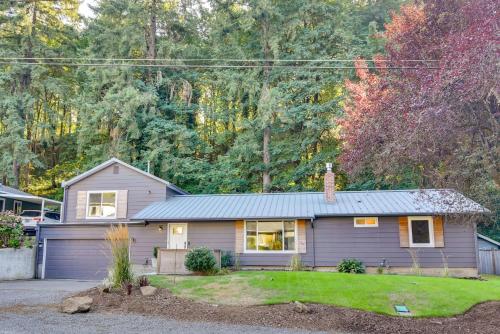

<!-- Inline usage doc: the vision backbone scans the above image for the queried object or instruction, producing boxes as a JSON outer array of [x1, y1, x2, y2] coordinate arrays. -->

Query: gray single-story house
[[37, 158, 487, 279], [477, 233, 500, 250], [0, 184, 61, 215]]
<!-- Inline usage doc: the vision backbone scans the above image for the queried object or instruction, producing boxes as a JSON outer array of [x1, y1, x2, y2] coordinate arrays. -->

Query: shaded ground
[[78, 286, 500, 334]]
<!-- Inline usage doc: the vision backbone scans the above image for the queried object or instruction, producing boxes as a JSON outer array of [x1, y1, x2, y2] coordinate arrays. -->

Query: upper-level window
[[408, 216, 434, 247], [354, 217, 378, 227], [245, 220, 296, 253], [87, 191, 116, 219]]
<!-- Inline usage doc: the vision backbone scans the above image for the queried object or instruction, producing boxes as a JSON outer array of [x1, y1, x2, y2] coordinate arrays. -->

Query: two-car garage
[[43, 239, 111, 279]]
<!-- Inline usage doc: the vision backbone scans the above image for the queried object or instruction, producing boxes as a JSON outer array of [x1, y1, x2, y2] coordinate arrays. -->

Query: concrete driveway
[[0, 279, 99, 307]]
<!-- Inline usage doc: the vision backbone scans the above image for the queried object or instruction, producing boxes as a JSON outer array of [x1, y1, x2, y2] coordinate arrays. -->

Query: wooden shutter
[[433, 216, 445, 247], [235, 220, 244, 253], [297, 219, 307, 253], [76, 191, 87, 219], [116, 190, 128, 219], [399, 216, 409, 247]]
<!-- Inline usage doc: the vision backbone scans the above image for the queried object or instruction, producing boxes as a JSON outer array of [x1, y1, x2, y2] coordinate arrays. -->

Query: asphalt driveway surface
[[0, 279, 99, 307], [0, 280, 332, 334]]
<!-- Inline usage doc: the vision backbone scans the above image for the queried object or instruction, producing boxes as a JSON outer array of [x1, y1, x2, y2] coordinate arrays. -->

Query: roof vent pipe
[[324, 163, 336, 203]]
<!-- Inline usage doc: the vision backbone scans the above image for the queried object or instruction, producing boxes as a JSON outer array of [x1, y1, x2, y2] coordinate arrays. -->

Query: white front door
[[168, 223, 188, 249]]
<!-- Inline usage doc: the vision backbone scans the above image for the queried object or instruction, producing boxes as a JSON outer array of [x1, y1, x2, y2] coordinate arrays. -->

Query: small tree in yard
[[106, 224, 133, 288], [184, 247, 217, 274]]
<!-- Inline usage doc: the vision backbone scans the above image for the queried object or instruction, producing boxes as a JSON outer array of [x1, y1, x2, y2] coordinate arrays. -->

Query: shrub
[[106, 224, 133, 288], [0, 212, 26, 249], [221, 250, 233, 268], [184, 247, 217, 274], [289, 254, 304, 271], [337, 258, 365, 274], [137, 275, 150, 287]]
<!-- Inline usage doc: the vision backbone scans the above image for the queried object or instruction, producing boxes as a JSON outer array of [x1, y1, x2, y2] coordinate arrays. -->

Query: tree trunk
[[262, 125, 271, 191], [260, 15, 272, 192], [146, 0, 157, 82]]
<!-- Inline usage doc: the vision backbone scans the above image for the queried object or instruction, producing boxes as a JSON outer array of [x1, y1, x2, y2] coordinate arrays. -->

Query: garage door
[[44, 239, 112, 279]]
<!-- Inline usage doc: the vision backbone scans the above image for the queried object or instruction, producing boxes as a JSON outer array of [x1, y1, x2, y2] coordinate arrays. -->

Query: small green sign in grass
[[394, 305, 410, 315]]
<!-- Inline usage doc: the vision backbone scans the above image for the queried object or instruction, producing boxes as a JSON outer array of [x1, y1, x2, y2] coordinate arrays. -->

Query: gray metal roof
[[133, 189, 487, 221], [0, 184, 32, 196]]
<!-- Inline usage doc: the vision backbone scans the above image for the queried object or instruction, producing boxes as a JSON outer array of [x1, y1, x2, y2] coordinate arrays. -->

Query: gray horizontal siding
[[65, 162, 168, 223], [39, 216, 476, 277], [312, 217, 476, 268]]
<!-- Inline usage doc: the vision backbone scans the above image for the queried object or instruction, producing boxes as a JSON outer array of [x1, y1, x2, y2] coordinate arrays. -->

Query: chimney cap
[[326, 162, 333, 172]]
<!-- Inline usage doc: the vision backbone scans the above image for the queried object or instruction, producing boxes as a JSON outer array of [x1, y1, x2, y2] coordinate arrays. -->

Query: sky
[[79, 0, 96, 18]]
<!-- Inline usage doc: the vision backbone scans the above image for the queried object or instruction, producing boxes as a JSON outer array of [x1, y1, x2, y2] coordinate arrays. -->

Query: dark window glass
[[411, 220, 430, 244]]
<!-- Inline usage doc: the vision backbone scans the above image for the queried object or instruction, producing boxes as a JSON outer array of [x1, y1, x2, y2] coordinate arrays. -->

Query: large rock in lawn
[[140, 286, 157, 296], [61, 296, 93, 314]]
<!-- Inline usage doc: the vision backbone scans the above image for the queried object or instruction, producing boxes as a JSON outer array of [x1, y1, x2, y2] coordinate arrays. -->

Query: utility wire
[[0, 57, 439, 62], [0, 61, 440, 69]]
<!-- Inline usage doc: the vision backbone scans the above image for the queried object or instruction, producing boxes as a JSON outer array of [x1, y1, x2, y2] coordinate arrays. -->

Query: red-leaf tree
[[341, 0, 498, 220]]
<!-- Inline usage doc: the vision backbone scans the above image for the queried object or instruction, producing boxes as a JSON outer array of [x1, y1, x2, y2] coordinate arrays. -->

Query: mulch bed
[[78, 287, 500, 334]]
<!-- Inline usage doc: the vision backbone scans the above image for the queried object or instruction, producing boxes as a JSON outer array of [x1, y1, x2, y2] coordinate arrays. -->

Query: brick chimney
[[324, 163, 336, 203]]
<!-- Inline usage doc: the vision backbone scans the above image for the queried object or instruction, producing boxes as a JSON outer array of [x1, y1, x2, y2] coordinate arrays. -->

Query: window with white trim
[[245, 220, 296, 252], [354, 217, 378, 227], [408, 216, 434, 247], [13, 200, 22, 214], [0, 198, 5, 212], [86, 191, 117, 218]]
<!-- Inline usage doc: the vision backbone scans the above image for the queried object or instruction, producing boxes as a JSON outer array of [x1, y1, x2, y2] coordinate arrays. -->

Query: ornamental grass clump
[[106, 224, 133, 288]]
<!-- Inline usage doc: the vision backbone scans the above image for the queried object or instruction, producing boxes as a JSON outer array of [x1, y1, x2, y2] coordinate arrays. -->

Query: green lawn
[[150, 271, 500, 317]]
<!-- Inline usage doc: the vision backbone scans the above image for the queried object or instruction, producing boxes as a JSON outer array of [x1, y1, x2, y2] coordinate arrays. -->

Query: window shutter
[[297, 219, 307, 253], [399, 216, 409, 247], [433, 216, 445, 247], [116, 190, 128, 219], [235, 220, 244, 253], [76, 191, 87, 219]]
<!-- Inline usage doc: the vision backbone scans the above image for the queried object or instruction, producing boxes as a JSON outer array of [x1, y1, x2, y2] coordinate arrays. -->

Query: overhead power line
[[0, 57, 439, 62], [0, 61, 440, 70]]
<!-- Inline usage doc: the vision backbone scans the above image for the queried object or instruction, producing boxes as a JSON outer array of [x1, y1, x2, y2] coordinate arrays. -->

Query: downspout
[[62, 186, 68, 223], [473, 221, 479, 276], [311, 218, 316, 268]]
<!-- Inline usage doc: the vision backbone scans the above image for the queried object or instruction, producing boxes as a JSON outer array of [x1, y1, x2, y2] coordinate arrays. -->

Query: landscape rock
[[293, 301, 311, 313], [60, 296, 93, 314], [140, 286, 157, 296]]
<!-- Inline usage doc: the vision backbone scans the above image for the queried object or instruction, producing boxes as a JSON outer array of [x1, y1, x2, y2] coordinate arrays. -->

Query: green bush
[[337, 258, 365, 274], [0, 212, 26, 249], [184, 247, 217, 274], [221, 250, 233, 268]]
